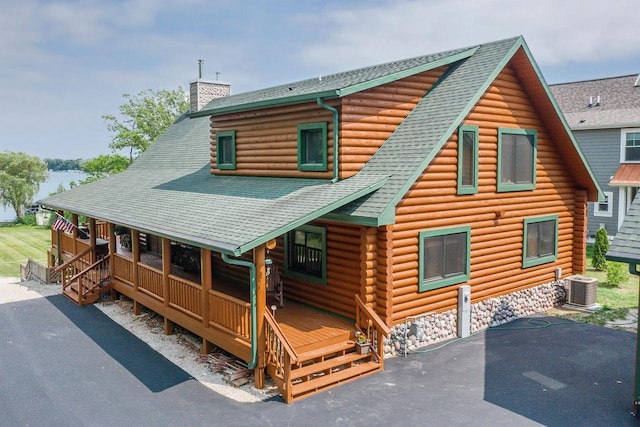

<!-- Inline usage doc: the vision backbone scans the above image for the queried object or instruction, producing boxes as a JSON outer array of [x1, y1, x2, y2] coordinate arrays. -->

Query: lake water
[[0, 170, 87, 222]]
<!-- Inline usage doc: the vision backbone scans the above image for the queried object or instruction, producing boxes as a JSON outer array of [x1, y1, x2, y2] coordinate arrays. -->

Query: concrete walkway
[[1, 290, 638, 426]]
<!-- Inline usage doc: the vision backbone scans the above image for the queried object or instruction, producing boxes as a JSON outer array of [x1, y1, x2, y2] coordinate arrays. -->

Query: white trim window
[[594, 191, 613, 218], [621, 128, 640, 163]]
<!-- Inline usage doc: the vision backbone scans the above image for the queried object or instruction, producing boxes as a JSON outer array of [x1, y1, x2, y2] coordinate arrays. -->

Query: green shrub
[[17, 214, 37, 226], [592, 228, 609, 271], [606, 262, 629, 287]]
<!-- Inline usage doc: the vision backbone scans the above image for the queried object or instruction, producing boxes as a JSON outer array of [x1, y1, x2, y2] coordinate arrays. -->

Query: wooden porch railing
[[96, 221, 110, 240], [137, 263, 163, 299], [264, 310, 299, 403], [355, 294, 391, 365], [169, 275, 202, 320], [113, 254, 134, 284], [53, 230, 76, 255], [208, 289, 251, 341]]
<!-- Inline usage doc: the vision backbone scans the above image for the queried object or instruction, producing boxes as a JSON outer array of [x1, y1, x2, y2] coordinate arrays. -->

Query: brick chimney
[[190, 79, 231, 112]]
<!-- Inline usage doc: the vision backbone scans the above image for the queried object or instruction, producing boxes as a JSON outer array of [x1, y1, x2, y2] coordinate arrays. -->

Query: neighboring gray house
[[550, 74, 640, 238]]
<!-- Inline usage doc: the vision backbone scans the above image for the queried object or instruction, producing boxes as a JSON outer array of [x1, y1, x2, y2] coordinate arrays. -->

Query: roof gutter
[[317, 98, 339, 183], [220, 254, 258, 369]]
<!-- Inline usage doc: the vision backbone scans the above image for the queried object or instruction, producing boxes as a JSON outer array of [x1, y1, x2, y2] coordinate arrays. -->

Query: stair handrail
[[54, 245, 93, 273], [67, 254, 110, 288], [264, 310, 298, 402], [355, 294, 391, 363], [264, 310, 298, 363]]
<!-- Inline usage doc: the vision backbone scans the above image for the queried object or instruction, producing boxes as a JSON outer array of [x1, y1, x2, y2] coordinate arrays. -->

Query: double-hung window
[[285, 225, 327, 284], [418, 226, 471, 292], [522, 215, 558, 268], [593, 191, 613, 218], [457, 125, 479, 195], [623, 130, 640, 162], [298, 123, 328, 171], [216, 131, 236, 170], [497, 128, 537, 192]]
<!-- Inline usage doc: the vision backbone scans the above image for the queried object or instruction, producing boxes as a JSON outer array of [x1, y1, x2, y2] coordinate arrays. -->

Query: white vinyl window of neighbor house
[[622, 129, 640, 162], [594, 191, 613, 218]]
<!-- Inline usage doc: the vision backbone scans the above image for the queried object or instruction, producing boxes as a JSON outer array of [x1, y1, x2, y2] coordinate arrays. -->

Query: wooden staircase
[[56, 247, 111, 307], [264, 295, 390, 403]]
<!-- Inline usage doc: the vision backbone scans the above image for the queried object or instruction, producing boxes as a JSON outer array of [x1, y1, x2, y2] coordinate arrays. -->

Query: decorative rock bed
[[384, 281, 566, 357]]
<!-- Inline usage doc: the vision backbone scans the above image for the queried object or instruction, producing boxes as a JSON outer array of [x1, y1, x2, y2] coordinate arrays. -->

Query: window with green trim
[[419, 226, 471, 292], [216, 131, 236, 170], [523, 215, 558, 268], [497, 128, 537, 192], [285, 225, 327, 284], [297, 122, 327, 171], [457, 125, 479, 195]]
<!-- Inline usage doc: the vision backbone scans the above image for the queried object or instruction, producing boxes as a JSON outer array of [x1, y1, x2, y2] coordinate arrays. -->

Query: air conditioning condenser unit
[[565, 275, 598, 306]]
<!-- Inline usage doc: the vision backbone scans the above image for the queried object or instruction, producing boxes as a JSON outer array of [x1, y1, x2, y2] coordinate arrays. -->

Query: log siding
[[388, 65, 585, 324], [339, 66, 447, 178], [210, 66, 448, 180], [279, 221, 372, 319]]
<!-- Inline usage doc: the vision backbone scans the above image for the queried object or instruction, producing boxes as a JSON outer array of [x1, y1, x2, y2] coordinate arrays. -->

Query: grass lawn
[[557, 244, 640, 326], [585, 244, 638, 310], [0, 225, 51, 277]]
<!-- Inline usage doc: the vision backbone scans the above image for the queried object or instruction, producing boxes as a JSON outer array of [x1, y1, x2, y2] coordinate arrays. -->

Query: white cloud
[[298, 0, 640, 71]]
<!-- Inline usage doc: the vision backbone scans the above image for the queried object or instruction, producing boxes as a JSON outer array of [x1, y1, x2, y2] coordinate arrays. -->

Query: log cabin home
[[41, 36, 601, 403]]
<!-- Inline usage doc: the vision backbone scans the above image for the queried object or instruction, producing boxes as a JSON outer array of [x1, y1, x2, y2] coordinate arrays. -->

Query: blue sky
[[1, 0, 639, 160]]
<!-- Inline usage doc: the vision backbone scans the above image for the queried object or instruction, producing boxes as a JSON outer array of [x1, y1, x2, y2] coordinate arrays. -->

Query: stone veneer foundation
[[383, 281, 566, 358]]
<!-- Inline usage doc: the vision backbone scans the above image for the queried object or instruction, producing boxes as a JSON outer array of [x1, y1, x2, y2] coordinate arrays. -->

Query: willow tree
[[0, 151, 48, 219]]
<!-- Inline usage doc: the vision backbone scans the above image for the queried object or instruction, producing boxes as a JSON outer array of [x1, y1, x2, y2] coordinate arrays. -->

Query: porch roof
[[609, 163, 640, 187], [607, 195, 640, 264], [41, 115, 387, 256]]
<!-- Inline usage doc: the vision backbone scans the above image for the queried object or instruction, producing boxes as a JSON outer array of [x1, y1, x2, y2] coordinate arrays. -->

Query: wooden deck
[[272, 303, 354, 354], [116, 245, 353, 351]]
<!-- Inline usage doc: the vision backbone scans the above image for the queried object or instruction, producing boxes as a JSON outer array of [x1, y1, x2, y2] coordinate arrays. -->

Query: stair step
[[63, 281, 106, 306], [297, 341, 356, 363], [291, 361, 381, 398], [292, 352, 369, 380]]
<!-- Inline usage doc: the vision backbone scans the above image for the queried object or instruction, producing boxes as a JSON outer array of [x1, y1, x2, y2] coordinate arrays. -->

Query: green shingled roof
[[191, 46, 478, 117], [42, 36, 598, 255], [331, 37, 523, 224], [41, 114, 387, 255], [607, 197, 640, 264]]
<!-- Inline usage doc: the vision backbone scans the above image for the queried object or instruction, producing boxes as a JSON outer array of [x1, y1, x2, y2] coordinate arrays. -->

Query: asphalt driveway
[[1, 290, 638, 426]]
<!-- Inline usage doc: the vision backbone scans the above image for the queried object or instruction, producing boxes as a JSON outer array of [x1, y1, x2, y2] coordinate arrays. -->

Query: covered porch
[[49, 218, 389, 402]]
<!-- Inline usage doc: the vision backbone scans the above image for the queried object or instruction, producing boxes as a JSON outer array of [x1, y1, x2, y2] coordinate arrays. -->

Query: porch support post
[[201, 248, 212, 354], [89, 218, 97, 263], [55, 210, 63, 266], [162, 238, 173, 335], [108, 222, 116, 301], [72, 213, 78, 254], [253, 244, 267, 389], [132, 229, 141, 316]]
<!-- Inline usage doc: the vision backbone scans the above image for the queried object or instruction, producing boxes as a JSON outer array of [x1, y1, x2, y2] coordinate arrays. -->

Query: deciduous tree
[[0, 151, 48, 219], [81, 154, 129, 184], [103, 87, 189, 163]]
